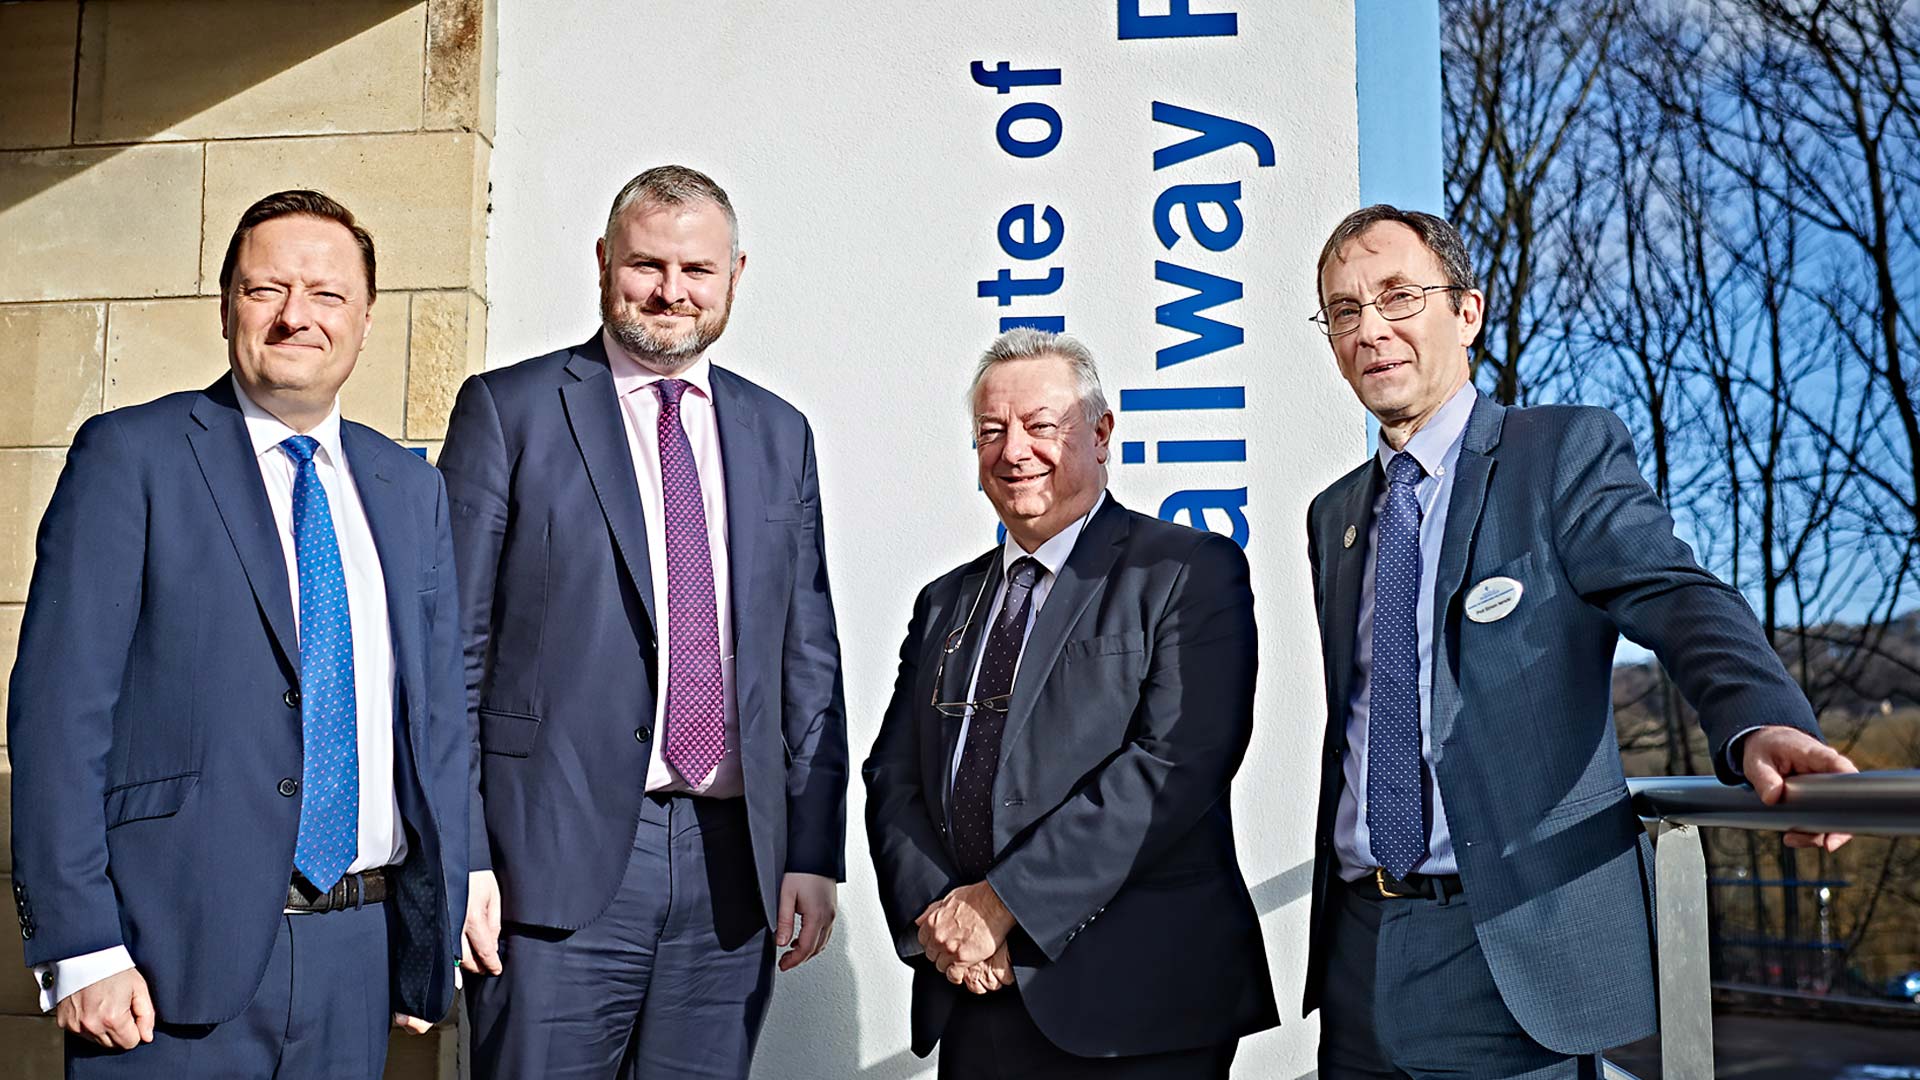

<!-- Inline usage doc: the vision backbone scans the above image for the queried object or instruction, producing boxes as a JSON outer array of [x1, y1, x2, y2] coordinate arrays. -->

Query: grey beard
[[603, 305, 724, 370]]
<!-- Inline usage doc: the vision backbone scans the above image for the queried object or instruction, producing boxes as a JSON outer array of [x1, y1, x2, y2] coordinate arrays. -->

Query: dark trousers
[[466, 793, 774, 1080], [1318, 877, 1599, 1080], [938, 987, 1237, 1079], [67, 901, 391, 1080]]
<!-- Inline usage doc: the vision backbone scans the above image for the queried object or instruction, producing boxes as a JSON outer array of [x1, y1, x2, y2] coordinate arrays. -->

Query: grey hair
[[604, 164, 740, 259], [1314, 204, 1478, 311], [967, 328, 1110, 426]]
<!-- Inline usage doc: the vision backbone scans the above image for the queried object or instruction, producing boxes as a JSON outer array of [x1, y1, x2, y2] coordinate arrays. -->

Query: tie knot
[[280, 435, 320, 466], [654, 378, 691, 408], [1008, 557, 1041, 590], [1387, 451, 1424, 488]]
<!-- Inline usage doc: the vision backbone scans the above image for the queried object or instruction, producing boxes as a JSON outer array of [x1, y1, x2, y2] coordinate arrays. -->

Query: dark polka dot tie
[[281, 435, 358, 891], [655, 379, 726, 787], [950, 557, 1041, 881], [1369, 451, 1427, 879]]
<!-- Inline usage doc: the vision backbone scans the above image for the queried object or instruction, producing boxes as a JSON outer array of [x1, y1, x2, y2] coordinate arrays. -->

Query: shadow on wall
[[754, 930, 931, 1080], [1253, 859, 1314, 916], [1, 0, 415, 210], [754, 859, 1316, 1078]]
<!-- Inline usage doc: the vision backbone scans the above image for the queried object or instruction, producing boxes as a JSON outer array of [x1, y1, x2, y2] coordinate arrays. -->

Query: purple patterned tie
[[655, 379, 726, 786]]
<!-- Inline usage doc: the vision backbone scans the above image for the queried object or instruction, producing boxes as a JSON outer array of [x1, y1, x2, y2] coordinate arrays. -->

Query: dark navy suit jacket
[[7, 379, 469, 1025], [1304, 394, 1823, 1054], [437, 335, 847, 932], [864, 498, 1280, 1059]]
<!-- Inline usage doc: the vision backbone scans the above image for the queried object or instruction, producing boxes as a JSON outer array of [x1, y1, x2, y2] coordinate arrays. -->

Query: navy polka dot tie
[[281, 435, 358, 892], [655, 379, 726, 787], [1369, 451, 1427, 879], [950, 557, 1041, 881]]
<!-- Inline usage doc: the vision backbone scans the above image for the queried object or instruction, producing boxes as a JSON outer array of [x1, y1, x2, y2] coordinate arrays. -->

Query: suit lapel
[[920, 555, 998, 856], [711, 368, 765, 713], [341, 424, 423, 758], [996, 498, 1127, 771], [186, 381, 299, 671], [559, 338, 657, 632], [921, 559, 997, 793], [1320, 461, 1382, 741], [1427, 393, 1505, 748]]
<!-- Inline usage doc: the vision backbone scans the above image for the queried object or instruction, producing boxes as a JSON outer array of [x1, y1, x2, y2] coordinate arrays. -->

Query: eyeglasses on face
[[1310, 284, 1463, 337]]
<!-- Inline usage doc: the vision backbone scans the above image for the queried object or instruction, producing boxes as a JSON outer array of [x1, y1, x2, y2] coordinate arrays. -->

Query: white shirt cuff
[[1725, 725, 1767, 779], [34, 946, 136, 1012]]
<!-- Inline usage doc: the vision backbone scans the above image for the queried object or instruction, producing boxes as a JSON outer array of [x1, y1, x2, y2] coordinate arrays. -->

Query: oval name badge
[[1464, 576, 1524, 623]]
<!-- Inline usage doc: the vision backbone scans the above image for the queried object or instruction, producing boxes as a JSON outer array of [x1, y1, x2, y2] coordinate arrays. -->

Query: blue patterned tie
[[1369, 451, 1427, 879], [281, 435, 358, 891]]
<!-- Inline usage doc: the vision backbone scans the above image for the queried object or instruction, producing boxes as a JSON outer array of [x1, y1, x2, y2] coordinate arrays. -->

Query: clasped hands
[[916, 881, 1016, 995]]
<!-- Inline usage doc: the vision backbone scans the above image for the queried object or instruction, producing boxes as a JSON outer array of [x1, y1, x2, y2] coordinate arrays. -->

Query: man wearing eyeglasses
[[1302, 205, 1856, 1079], [863, 328, 1279, 1078]]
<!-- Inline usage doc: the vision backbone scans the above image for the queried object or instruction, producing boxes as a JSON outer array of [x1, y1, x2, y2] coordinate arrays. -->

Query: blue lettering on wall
[[973, 60, 1069, 335], [1001, 315, 1067, 332], [999, 204, 1065, 261], [1117, 1, 1238, 40], [997, 101, 1063, 158], [1160, 488, 1250, 547], [1153, 181, 1243, 251], [1151, 102, 1276, 170], [1122, 96, 1274, 548], [971, 60, 1063, 93], [1118, 386, 1245, 411], [1153, 261, 1243, 367], [978, 267, 1065, 306]]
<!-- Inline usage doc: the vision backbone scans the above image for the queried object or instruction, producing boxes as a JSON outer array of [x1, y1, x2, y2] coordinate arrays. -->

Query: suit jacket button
[[20, 925, 32, 940], [278, 778, 299, 797], [634, 728, 651, 744], [284, 688, 301, 709]]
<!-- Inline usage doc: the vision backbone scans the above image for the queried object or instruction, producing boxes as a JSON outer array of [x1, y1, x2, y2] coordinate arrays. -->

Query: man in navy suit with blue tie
[[440, 165, 848, 1079], [1302, 205, 1858, 1079], [8, 190, 469, 1077]]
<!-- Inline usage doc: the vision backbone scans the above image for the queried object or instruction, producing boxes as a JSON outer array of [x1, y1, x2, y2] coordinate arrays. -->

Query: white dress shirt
[[949, 491, 1108, 786], [604, 330, 743, 798], [36, 377, 404, 1010]]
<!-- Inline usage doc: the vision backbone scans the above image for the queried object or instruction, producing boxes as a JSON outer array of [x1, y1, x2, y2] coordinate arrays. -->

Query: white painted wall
[[489, 5, 1366, 1077]]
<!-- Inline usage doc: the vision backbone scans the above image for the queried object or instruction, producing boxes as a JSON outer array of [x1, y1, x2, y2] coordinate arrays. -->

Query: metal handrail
[[1628, 769, 1920, 836], [1626, 768, 1920, 1080]]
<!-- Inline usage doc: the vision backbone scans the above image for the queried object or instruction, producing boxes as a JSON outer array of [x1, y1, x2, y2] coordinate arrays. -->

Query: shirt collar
[[1002, 490, 1108, 581], [1376, 382, 1476, 479], [231, 374, 345, 467], [603, 326, 715, 403]]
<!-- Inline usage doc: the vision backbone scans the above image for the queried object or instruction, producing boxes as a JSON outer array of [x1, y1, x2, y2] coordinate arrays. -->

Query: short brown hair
[[218, 189, 377, 300], [604, 165, 739, 258], [1315, 204, 1477, 311]]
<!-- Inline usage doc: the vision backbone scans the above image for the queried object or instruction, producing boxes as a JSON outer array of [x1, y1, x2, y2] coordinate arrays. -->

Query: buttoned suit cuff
[[35, 946, 135, 1012]]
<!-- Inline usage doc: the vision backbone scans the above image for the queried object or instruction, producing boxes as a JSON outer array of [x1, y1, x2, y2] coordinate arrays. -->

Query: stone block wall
[[0, 2, 494, 1074]]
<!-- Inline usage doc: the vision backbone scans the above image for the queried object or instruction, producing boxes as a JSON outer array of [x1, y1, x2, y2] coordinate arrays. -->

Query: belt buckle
[[1374, 867, 1412, 898]]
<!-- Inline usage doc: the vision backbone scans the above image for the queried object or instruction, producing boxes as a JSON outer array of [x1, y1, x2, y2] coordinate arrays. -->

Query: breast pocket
[[1061, 631, 1147, 662]]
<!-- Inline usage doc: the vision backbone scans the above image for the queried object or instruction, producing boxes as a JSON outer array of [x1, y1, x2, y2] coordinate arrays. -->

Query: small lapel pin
[[1343, 525, 1358, 549]]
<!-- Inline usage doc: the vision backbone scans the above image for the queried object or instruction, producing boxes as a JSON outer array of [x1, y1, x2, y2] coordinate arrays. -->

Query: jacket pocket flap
[[1061, 631, 1147, 660], [105, 772, 200, 829], [479, 708, 541, 758]]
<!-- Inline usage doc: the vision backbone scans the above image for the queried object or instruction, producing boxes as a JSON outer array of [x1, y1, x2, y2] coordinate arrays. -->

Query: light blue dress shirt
[[1334, 383, 1477, 881]]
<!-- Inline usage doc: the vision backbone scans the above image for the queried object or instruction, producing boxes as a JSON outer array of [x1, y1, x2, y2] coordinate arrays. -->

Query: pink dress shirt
[[603, 329, 743, 798]]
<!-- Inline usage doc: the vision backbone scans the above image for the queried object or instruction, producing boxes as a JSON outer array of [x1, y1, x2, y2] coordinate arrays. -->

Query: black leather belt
[[286, 868, 389, 913], [1349, 867, 1462, 901]]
